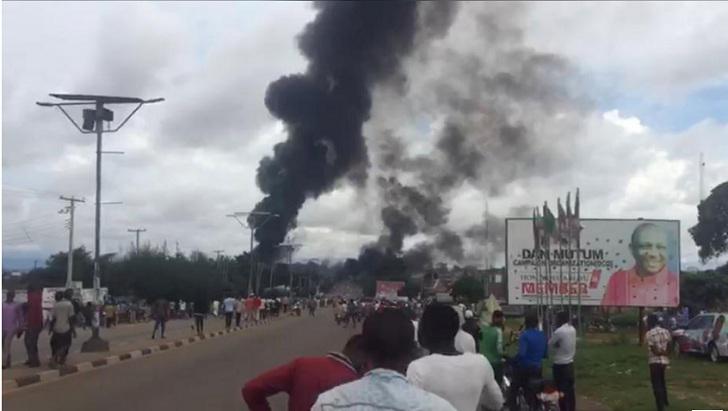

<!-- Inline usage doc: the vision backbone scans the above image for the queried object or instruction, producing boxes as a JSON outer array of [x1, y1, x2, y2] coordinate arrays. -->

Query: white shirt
[[52, 300, 75, 333], [454, 329, 477, 354], [549, 323, 576, 365], [222, 297, 236, 313], [407, 353, 504, 411], [313, 368, 455, 411]]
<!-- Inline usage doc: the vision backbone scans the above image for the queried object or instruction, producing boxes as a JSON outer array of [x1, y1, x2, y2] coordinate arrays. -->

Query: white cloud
[[603, 110, 648, 135], [522, 2, 728, 99]]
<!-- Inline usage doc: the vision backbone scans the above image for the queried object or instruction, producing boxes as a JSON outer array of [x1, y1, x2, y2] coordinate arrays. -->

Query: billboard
[[375, 281, 405, 300], [506, 219, 680, 307]]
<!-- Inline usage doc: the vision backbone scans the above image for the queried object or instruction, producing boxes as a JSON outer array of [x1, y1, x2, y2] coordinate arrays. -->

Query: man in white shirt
[[408, 304, 503, 411], [549, 311, 577, 411], [452, 304, 477, 354], [222, 295, 237, 330], [312, 309, 456, 411]]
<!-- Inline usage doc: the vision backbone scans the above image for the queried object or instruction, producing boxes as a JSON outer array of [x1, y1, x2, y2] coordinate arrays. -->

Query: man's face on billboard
[[630, 225, 668, 275]]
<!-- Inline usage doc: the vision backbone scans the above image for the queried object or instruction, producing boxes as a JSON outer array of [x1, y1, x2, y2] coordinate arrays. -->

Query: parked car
[[672, 312, 727, 363]]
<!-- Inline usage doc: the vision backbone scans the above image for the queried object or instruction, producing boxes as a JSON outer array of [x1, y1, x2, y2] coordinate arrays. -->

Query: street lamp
[[227, 211, 278, 295], [37, 94, 163, 352]]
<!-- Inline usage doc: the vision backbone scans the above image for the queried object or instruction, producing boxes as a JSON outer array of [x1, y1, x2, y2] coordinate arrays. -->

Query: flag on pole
[[532, 207, 541, 250], [543, 202, 557, 246], [557, 198, 567, 244]]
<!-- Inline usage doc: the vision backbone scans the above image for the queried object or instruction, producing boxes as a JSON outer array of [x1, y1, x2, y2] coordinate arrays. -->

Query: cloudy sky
[[3, 2, 727, 270]]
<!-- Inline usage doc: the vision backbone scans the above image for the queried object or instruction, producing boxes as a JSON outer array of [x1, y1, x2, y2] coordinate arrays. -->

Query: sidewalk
[[2, 315, 273, 382]]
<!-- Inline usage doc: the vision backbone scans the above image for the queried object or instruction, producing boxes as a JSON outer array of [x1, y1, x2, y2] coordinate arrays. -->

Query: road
[[3, 311, 357, 411]]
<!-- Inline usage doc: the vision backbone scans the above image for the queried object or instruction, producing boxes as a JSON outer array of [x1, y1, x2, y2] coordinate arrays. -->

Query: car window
[[687, 316, 703, 330], [702, 315, 715, 329]]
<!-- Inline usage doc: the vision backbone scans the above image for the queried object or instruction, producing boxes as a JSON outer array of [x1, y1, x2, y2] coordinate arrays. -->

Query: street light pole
[[37, 94, 163, 352]]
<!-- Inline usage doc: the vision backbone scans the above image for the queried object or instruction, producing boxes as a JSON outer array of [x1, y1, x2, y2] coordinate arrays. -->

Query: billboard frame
[[505, 217, 681, 307]]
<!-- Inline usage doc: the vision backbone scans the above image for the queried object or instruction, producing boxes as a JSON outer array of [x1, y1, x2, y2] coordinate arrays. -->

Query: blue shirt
[[516, 328, 548, 369], [311, 368, 456, 411]]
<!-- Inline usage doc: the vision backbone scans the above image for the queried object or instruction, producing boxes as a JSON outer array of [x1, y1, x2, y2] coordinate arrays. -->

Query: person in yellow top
[[104, 303, 117, 328]]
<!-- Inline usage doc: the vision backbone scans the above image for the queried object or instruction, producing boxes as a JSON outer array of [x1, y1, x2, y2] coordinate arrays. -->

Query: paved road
[[3, 312, 356, 411]]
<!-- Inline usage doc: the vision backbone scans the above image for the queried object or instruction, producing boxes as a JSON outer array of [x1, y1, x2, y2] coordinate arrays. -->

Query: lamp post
[[227, 211, 278, 295], [37, 94, 163, 352]]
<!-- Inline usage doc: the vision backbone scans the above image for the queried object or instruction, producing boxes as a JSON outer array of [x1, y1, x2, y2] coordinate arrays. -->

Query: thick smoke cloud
[[251, 2, 429, 261], [363, 3, 588, 268]]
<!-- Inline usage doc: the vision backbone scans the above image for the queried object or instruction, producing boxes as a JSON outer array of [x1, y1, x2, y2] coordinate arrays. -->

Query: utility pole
[[213, 250, 225, 281], [60, 196, 85, 288], [227, 211, 279, 295], [127, 228, 147, 253], [37, 93, 163, 353]]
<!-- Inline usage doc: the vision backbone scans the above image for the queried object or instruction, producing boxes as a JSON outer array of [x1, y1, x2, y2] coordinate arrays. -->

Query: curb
[[2, 318, 275, 394]]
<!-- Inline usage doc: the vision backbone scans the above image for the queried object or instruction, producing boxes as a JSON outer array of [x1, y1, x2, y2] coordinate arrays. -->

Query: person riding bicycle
[[508, 312, 547, 410]]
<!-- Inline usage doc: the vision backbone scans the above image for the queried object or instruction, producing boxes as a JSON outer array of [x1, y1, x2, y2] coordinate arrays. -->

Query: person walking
[[243, 335, 366, 411], [308, 298, 317, 317], [235, 294, 245, 327], [192, 290, 208, 336], [151, 298, 170, 339], [407, 304, 503, 411], [104, 302, 116, 328], [281, 296, 289, 314], [312, 309, 456, 411], [49, 290, 75, 367], [23, 284, 43, 367], [253, 295, 263, 323], [481, 310, 505, 386], [549, 311, 577, 411], [2, 290, 24, 369], [646, 314, 671, 411], [222, 294, 236, 330], [461, 309, 482, 353], [508, 312, 548, 410], [82, 302, 95, 330]]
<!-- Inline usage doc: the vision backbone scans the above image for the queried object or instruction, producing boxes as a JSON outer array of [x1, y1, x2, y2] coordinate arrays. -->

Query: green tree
[[681, 266, 728, 312], [451, 275, 484, 304], [690, 181, 728, 262]]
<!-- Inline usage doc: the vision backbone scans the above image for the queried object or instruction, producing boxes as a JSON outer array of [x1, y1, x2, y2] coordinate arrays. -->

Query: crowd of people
[[2, 286, 78, 369], [242, 299, 583, 411]]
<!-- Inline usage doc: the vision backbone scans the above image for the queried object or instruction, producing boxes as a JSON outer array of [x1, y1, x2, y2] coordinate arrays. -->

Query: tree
[[681, 265, 728, 312], [690, 181, 728, 262], [451, 275, 484, 304]]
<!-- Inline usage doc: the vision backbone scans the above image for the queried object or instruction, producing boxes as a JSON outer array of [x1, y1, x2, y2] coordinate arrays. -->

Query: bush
[[611, 310, 640, 328]]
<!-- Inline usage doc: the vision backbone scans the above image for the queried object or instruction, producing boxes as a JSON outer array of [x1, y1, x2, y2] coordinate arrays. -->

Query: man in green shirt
[[480, 310, 505, 385]]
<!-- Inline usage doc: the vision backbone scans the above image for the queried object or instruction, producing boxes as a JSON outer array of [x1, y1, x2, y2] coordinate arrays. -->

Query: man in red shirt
[[602, 223, 678, 307], [23, 284, 44, 367], [242, 334, 366, 411]]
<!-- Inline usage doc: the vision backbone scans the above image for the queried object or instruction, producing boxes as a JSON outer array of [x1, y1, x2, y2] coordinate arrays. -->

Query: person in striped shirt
[[645, 314, 671, 411]]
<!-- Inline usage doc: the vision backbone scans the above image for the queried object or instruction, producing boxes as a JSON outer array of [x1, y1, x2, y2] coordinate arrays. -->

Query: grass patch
[[500, 323, 727, 410], [574, 336, 727, 411]]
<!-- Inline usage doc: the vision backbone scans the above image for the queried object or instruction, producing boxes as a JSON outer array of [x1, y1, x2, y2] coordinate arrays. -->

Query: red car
[[672, 312, 728, 363]]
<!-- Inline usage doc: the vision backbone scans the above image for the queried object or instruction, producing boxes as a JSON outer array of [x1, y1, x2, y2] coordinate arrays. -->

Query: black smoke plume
[[251, 2, 424, 261]]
